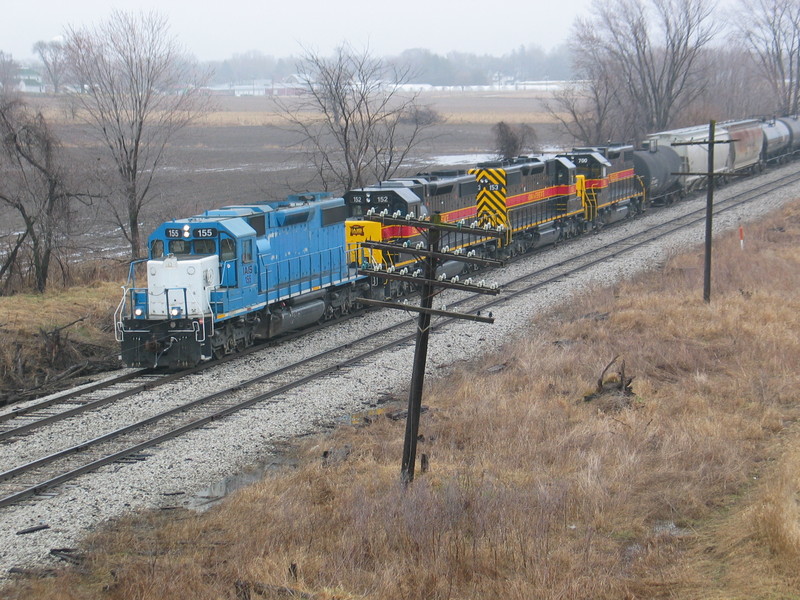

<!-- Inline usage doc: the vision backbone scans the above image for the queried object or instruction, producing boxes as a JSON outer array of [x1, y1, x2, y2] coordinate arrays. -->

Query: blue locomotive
[[115, 193, 369, 368]]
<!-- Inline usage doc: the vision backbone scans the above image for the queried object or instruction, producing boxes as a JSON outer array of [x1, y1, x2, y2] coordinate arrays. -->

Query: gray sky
[[4, 0, 594, 62]]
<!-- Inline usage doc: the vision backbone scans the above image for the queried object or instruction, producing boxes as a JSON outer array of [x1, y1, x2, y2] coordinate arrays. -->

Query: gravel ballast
[[1, 166, 798, 574]]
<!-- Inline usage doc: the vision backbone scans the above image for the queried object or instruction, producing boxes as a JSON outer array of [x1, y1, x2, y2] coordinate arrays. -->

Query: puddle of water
[[185, 454, 298, 511]]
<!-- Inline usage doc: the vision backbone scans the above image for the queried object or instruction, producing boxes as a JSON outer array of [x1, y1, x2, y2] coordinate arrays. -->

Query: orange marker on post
[[739, 225, 744, 250]]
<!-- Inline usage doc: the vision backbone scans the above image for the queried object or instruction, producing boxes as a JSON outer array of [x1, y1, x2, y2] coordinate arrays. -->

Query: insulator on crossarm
[[442, 246, 450, 253], [413, 269, 422, 277], [367, 208, 375, 216], [477, 280, 485, 287], [471, 221, 478, 228], [464, 278, 473, 286], [393, 211, 401, 218], [380, 209, 388, 216], [451, 275, 459, 284], [490, 282, 499, 290], [438, 273, 446, 281], [467, 250, 475, 258], [416, 242, 424, 249], [387, 266, 395, 273]]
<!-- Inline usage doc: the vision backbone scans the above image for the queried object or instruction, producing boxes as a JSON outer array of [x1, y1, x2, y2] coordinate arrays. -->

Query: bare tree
[[63, 10, 212, 259], [33, 40, 67, 94], [277, 45, 440, 192], [0, 97, 81, 293], [0, 52, 19, 94], [492, 121, 537, 158], [572, 0, 717, 141], [544, 25, 630, 145], [734, 0, 800, 115], [688, 47, 773, 121]]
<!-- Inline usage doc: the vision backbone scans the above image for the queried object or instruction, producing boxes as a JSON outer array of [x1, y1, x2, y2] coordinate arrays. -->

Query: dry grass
[[4, 201, 800, 598], [0, 281, 123, 402]]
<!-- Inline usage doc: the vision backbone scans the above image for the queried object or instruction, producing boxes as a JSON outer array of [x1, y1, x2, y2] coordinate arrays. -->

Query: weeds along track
[[0, 165, 794, 510]]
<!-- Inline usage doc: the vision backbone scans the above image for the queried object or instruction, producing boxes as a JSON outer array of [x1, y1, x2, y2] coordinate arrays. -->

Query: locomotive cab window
[[151, 239, 164, 259], [168, 240, 190, 255], [220, 237, 236, 262], [242, 239, 253, 263], [194, 239, 216, 255]]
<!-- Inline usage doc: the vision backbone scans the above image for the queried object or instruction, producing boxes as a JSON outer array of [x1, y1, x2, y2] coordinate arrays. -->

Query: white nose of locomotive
[[146, 254, 220, 318]]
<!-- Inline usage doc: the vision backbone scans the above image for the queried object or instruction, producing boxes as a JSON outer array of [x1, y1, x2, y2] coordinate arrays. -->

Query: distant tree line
[[203, 45, 573, 87]]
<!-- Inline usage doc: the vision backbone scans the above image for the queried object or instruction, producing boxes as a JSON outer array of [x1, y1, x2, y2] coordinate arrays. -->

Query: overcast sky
[[4, 0, 594, 62]]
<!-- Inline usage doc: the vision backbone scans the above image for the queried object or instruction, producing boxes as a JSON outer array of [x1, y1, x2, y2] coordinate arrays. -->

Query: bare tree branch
[[276, 44, 440, 192], [63, 10, 212, 259], [735, 0, 800, 115]]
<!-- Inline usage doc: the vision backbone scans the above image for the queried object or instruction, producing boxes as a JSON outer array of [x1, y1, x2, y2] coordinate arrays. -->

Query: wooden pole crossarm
[[357, 269, 501, 295], [672, 172, 749, 177], [359, 298, 495, 323], [670, 139, 735, 146]]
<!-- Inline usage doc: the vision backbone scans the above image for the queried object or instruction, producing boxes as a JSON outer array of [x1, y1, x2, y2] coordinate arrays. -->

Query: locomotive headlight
[[183, 224, 190, 231], [134, 308, 144, 316], [170, 307, 182, 317], [183, 231, 190, 238]]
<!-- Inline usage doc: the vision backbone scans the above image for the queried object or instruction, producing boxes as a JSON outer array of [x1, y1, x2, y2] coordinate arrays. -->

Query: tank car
[[633, 141, 682, 205], [115, 193, 368, 369], [777, 116, 800, 154], [760, 118, 792, 164]]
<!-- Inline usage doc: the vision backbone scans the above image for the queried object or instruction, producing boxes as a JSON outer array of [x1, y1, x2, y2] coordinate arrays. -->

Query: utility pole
[[703, 121, 715, 303], [671, 120, 738, 303], [357, 213, 504, 484]]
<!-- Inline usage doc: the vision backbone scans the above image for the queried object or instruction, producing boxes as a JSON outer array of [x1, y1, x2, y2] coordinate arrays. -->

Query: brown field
[[4, 197, 800, 597]]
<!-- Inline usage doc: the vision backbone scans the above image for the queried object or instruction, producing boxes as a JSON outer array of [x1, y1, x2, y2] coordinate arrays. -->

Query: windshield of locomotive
[[150, 238, 218, 258], [345, 191, 399, 217]]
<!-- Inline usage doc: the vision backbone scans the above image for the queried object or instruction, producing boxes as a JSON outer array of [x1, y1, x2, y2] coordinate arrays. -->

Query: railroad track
[[0, 166, 794, 509]]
